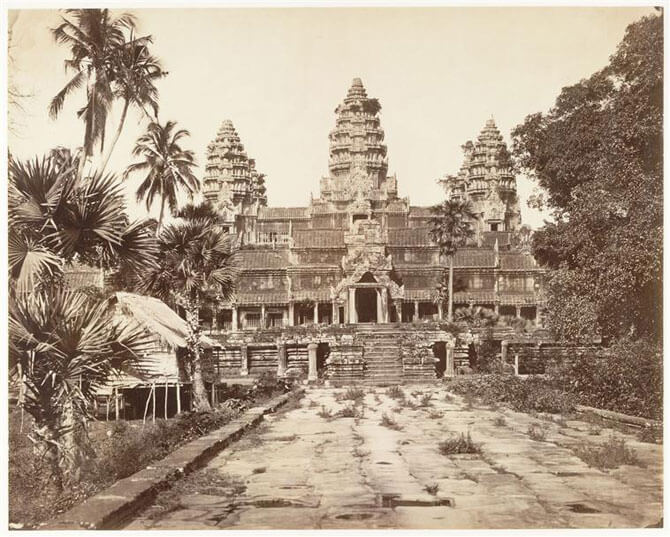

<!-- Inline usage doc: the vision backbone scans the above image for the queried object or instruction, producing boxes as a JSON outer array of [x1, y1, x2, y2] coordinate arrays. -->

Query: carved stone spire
[[324, 78, 390, 200], [439, 117, 521, 232], [202, 120, 266, 212]]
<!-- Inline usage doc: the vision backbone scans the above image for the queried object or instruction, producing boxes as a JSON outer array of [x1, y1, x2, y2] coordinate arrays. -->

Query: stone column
[[211, 306, 218, 332], [277, 343, 287, 377], [307, 343, 318, 382], [535, 306, 541, 327], [494, 302, 500, 315], [261, 304, 266, 329], [288, 301, 295, 327], [376, 288, 383, 323], [313, 302, 319, 325], [514, 352, 520, 376], [380, 288, 389, 323], [445, 340, 456, 377], [240, 345, 249, 376], [394, 299, 403, 323], [349, 288, 357, 324], [501, 340, 509, 366], [232, 305, 238, 332], [414, 301, 419, 322], [282, 307, 288, 327], [515, 305, 521, 319], [332, 301, 338, 325], [437, 302, 444, 321]]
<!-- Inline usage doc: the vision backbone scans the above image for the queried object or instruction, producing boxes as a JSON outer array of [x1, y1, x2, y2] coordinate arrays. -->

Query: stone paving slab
[[44, 390, 302, 530], [126, 385, 663, 530]]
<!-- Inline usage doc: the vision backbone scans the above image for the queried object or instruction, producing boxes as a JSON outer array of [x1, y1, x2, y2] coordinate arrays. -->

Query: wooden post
[[164, 381, 168, 419], [176, 382, 181, 414]]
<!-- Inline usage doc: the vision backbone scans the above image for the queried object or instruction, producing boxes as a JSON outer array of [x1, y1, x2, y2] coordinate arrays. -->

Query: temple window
[[245, 313, 261, 329]]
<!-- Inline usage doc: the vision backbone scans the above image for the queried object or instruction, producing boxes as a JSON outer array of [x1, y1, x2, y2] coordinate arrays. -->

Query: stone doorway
[[356, 288, 378, 323]]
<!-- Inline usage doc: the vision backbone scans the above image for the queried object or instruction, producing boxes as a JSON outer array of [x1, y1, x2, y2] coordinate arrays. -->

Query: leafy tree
[[124, 120, 199, 233], [137, 219, 238, 411], [512, 14, 662, 343], [9, 289, 148, 489], [100, 35, 166, 173], [50, 9, 143, 179], [429, 199, 476, 321], [8, 152, 157, 488]]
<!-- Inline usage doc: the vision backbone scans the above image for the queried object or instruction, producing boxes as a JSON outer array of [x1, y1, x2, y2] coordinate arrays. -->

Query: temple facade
[[204, 78, 545, 385]]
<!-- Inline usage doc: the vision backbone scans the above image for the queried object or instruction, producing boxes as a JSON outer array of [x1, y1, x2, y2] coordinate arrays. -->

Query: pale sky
[[8, 6, 656, 228]]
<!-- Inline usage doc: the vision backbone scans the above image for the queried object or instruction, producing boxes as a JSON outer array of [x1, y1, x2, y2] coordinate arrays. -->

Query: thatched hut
[[97, 292, 219, 420]]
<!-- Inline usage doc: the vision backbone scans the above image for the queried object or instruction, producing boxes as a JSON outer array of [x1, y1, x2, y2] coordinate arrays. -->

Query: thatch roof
[[113, 292, 217, 350]]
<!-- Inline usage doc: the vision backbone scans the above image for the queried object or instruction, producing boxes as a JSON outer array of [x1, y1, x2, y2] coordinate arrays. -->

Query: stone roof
[[292, 229, 345, 248], [481, 231, 512, 247], [234, 291, 289, 305], [236, 249, 290, 269], [453, 249, 496, 267], [500, 253, 538, 270], [258, 207, 310, 220], [409, 206, 433, 218], [387, 227, 434, 247]]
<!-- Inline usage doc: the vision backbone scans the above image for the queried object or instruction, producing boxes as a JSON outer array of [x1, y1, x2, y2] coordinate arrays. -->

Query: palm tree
[[429, 199, 477, 322], [49, 9, 144, 179], [9, 288, 149, 489], [100, 36, 166, 173], [137, 219, 238, 411], [9, 154, 158, 292], [125, 120, 199, 233]]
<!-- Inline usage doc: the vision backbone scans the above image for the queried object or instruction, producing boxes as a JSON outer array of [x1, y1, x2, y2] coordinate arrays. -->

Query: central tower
[[317, 78, 398, 207]]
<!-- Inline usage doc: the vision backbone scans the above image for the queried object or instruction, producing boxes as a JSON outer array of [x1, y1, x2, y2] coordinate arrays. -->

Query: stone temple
[[203, 78, 545, 385]]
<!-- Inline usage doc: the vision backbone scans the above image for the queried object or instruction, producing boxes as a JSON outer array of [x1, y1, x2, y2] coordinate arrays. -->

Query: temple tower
[[202, 120, 267, 218], [440, 118, 521, 232], [317, 78, 398, 206]]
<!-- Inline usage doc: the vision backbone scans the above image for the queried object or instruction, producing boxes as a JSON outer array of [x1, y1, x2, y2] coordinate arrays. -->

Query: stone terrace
[[126, 386, 662, 530]]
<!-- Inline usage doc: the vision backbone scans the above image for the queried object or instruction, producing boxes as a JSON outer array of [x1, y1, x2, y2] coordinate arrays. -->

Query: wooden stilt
[[176, 382, 181, 414], [143, 386, 152, 424], [164, 381, 168, 419], [152, 383, 156, 423]]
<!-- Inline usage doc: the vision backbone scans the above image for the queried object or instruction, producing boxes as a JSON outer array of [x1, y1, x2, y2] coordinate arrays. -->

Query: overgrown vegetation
[[527, 423, 547, 442], [380, 412, 403, 431], [438, 432, 482, 455], [572, 435, 642, 470], [450, 374, 576, 414]]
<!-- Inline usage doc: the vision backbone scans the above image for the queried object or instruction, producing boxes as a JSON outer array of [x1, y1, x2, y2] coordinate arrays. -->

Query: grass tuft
[[573, 434, 643, 470], [438, 432, 482, 455], [380, 412, 403, 431]]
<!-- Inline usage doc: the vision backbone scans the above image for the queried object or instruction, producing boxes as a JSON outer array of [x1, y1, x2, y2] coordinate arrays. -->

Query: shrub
[[317, 406, 334, 419], [551, 337, 662, 420], [439, 432, 482, 455], [341, 386, 366, 402], [638, 425, 663, 444], [386, 386, 405, 400], [428, 410, 443, 419], [493, 415, 507, 427], [380, 412, 403, 431], [336, 404, 363, 419], [419, 393, 434, 407], [449, 374, 576, 414], [527, 423, 546, 441], [573, 435, 642, 469]]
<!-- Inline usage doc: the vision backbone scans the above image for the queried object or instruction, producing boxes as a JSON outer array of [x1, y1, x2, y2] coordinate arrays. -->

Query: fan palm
[[49, 9, 144, 179], [100, 36, 166, 173], [137, 219, 238, 411], [9, 287, 150, 489], [125, 120, 199, 233], [429, 199, 476, 322], [9, 154, 158, 293]]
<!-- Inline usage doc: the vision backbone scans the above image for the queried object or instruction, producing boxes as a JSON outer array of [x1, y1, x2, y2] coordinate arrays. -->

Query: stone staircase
[[355, 324, 404, 386]]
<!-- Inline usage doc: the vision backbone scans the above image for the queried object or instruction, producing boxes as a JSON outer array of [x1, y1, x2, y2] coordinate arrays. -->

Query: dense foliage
[[512, 14, 662, 343], [553, 338, 662, 420]]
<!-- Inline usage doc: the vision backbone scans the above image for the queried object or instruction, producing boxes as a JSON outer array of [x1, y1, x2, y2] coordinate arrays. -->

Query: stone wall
[[325, 344, 365, 386]]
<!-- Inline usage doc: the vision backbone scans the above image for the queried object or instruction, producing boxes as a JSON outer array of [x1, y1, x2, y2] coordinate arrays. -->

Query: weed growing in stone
[[317, 406, 334, 419], [374, 394, 382, 405], [428, 410, 443, 419], [352, 447, 371, 458], [444, 393, 456, 403], [419, 393, 434, 407], [588, 425, 602, 436], [392, 406, 403, 413], [527, 423, 546, 441], [425, 483, 439, 495], [380, 412, 403, 431], [308, 400, 318, 408], [493, 415, 507, 427], [637, 425, 663, 444], [337, 404, 363, 419], [573, 435, 642, 470], [386, 386, 405, 400], [341, 386, 366, 402], [438, 432, 482, 455]]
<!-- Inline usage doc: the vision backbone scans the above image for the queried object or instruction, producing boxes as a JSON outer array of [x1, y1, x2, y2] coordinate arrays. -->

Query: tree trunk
[[77, 71, 97, 183], [58, 398, 93, 487], [156, 185, 166, 237], [99, 99, 129, 175], [448, 255, 454, 322], [185, 302, 211, 412]]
